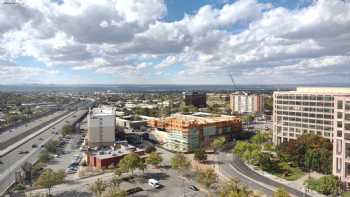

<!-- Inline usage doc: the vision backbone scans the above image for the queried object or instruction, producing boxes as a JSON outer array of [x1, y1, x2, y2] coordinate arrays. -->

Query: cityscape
[[0, 0, 350, 197]]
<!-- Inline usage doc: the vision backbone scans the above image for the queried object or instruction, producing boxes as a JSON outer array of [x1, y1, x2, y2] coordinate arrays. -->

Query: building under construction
[[147, 113, 241, 152]]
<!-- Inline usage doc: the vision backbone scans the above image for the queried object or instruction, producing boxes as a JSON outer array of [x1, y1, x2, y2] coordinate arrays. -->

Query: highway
[[0, 100, 94, 196], [218, 151, 311, 197]]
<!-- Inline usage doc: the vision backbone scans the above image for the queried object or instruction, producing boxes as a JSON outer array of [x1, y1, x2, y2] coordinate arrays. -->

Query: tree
[[305, 175, 341, 195], [89, 178, 107, 197], [219, 178, 254, 197], [102, 186, 127, 197], [35, 169, 65, 196], [38, 150, 51, 163], [171, 153, 190, 174], [138, 160, 147, 175], [21, 162, 33, 185], [61, 124, 74, 136], [196, 168, 217, 188], [44, 140, 58, 153], [250, 133, 269, 144], [118, 153, 141, 176], [146, 152, 163, 167], [193, 149, 207, 163], [258, 153, 274, 172], [211, 136, 226, 152], [273, 188, 291, 197]]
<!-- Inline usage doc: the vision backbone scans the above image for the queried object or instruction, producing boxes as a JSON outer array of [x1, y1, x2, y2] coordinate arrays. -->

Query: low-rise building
[[87, 107, 116, 147], [147, 112, 241, 152], [115, 116, 147, 133], [86, 142, 145, 169], [206, 93, 230, 107]]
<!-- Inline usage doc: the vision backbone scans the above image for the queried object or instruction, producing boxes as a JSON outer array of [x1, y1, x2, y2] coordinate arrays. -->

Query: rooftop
[[276, 87, 350, 94], [90, 106, 115, 117]]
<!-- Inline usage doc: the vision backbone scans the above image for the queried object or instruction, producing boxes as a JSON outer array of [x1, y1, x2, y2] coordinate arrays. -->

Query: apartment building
[[230, 93, 264, 114], [333, 96, 350, 187], [183, 92, 206, 108], [147, 113, 241, 152], [272, 87, 350, 186], [87, 107, 116, 147]]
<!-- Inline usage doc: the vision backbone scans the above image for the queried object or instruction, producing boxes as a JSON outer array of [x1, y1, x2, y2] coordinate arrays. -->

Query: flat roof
[[275, 87, 350, 95], [90, 107, 115, 117]]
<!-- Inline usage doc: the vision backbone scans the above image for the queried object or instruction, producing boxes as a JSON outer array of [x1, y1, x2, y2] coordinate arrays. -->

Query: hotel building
[[272, 87, 350, 186]]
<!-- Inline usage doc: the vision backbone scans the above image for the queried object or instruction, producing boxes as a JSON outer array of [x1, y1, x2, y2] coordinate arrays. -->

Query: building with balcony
[[147, 113, 241, 152], [230, 92, 264, 114], [87, 107, 116, 147]]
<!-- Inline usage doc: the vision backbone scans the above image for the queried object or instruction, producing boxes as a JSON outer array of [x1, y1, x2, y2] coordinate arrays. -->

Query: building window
[[337, 139, 342, 154], [338, 121, 343, 128], [338, 112, 343, 119], [337, 158, 342, 172], [346, 114, 350, 121], [345, 123, 350, 131], [337, 130, 343, 137], [338, 100, 343, 110]]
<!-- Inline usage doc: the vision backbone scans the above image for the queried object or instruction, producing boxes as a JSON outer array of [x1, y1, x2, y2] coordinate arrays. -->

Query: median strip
[[0, 111, 75, 157]]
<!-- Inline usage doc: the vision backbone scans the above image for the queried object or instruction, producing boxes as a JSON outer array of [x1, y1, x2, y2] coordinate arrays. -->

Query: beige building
[[230, 93, 264, 114], [272, 87, 350, 186], [87, 107, 116, 147], [333, 96, 350, 187]]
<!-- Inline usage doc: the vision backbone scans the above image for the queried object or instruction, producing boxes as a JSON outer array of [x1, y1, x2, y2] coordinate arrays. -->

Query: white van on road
[[148, 179, 160, 188]]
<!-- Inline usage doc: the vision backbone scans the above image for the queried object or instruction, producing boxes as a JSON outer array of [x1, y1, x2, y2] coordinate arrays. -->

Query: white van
[[148, 179, 160, 188]]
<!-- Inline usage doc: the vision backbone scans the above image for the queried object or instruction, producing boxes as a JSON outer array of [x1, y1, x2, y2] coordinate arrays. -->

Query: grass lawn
[[342, 191, 350, 197], [271, 162, 305, 181]]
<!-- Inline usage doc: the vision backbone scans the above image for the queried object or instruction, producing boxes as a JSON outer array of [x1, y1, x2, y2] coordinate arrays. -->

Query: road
[[0, 106, 91, 196], [218, 151, 311, 197]]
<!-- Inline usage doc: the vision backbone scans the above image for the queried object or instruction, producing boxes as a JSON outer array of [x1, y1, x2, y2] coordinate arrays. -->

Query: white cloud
[[0, 0, 349, 84]]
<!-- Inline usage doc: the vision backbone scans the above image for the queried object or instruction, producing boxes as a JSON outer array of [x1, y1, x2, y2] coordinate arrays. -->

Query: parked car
[[32, 144, 38, 148], [189, 185, 199, 191], [148, 179, 160, 188]]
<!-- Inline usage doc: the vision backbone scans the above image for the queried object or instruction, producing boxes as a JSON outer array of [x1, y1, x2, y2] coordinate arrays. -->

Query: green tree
[[171, 153, 190, 174], [138, 160, 147, 175], [211, 136, 226, 152], [38, 150, 51, 163], [44, 140, 58, 154], [305, 175, 341, 195], [193, 149, 207, 163], [61, 124, 74, 136], [21, 162, 33, 185], [196, 168, 217, 188], [102, 186, 127, 197], [250, 133, 269, 144], [89, 178, 107, 197], [273, 188, 291, 197], [146, 152, 163, 167], [34, 169, 65, 196], [258, 153, 274, 172], [118, 153, 141, 176], [219, 178, 254, 197]]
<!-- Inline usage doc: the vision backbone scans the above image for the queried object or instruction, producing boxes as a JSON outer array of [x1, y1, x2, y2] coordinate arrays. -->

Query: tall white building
[[272, 87, 350, 187], [87, 107, 116, 147], [230, 93, 264, 114]]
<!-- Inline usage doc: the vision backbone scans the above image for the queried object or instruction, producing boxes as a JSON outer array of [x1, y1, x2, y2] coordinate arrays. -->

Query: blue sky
[[0, 0, 349, 85]]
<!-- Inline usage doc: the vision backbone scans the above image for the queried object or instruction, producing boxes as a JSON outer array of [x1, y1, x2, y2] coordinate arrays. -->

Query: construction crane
[[229, 73, 238, 92]]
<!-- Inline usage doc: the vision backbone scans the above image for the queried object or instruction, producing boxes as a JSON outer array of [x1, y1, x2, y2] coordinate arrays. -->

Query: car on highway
[[18, 151, 29, 154], [32, 144, 38, 148], [189, 185, 199, 191]]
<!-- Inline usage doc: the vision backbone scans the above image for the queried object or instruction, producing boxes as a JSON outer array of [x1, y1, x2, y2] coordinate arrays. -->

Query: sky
[[0, 0, 349, 85]]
